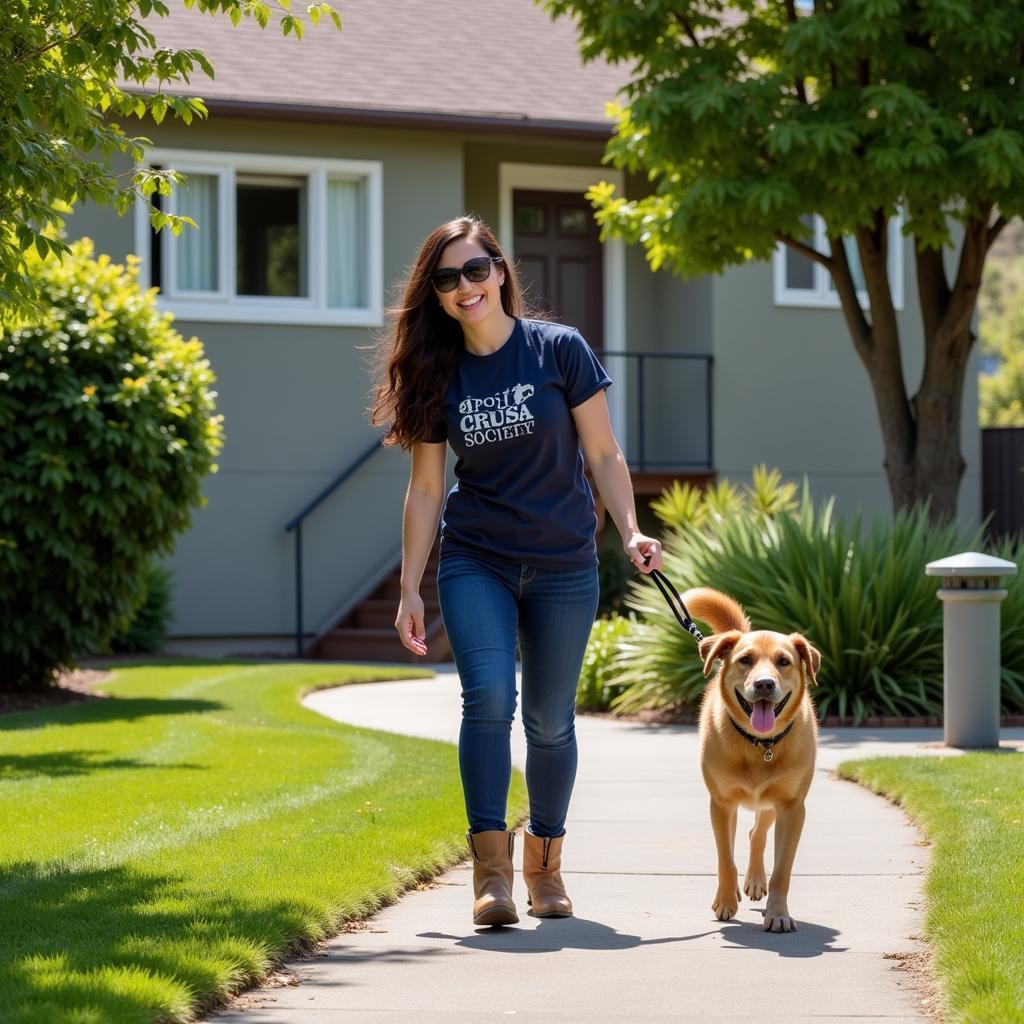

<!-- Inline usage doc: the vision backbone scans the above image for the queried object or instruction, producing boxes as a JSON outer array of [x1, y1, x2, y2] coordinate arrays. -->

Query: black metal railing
[[601, 351, 713, 471], [285, 436, 383, 657]]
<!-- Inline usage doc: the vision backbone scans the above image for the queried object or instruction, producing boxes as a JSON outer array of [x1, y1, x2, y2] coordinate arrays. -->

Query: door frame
[[498, 162, 628, 449]]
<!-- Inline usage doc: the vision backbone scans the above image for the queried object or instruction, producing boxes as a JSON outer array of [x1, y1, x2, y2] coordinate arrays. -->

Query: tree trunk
[[823, 216, 986, 525], [862, 328, 973, 525]]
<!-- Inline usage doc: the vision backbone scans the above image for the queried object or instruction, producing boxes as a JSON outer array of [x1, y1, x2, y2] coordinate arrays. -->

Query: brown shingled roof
[[145, 0, 634, 133]]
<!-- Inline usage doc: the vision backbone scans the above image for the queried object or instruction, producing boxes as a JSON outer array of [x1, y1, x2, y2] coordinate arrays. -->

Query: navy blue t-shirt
[[428, 317, 611, 570]]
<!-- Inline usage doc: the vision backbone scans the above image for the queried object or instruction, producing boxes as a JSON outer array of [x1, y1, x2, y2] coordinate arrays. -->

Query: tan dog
[[683, 587, 821, 933]]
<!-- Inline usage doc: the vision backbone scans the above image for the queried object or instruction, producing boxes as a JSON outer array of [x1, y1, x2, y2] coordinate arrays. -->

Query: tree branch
[[986, 213, 1009, 252], [914, 238, 950, 344], [14, 24, 91, 65], [775, 232, 830, 267], [857, 217, 899, 356], [670, 11, 702, 48], [847, 221, 918, 470], [784, 0, 808, 103], [826, 229, 875, 363], [940, 212, 989, 351]]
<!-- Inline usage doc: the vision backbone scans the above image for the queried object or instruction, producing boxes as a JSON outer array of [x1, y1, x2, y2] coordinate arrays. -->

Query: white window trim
[[773, 213, 904, 311], [497, 162, 628, 449], [134, 148, 383, 326]]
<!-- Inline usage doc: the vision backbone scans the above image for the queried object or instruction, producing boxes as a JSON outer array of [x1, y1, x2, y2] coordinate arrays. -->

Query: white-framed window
[[134, 149, 383, 326], [773, 213, 904, 311]]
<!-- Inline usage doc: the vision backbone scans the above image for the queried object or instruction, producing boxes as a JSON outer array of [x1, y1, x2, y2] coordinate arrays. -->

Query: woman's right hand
[[395, 592, 428, 657]]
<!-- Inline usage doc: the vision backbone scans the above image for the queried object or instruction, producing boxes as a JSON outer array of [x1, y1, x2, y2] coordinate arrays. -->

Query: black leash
[[644, 567, 705, 645]]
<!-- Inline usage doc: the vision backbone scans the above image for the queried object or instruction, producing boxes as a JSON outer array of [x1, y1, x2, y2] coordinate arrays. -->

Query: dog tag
[[763, 747, 774, 762]]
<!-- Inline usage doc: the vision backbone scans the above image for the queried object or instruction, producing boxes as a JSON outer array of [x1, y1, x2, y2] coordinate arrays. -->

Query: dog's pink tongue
[[751, 699, 776, 734]]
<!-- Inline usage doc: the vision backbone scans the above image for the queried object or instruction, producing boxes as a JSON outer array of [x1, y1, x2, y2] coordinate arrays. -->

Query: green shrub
[[107, 561, 173, 654], [0, 239, 223, 689], [577, 613, 632, 711], [613, 471, 1024, 721]]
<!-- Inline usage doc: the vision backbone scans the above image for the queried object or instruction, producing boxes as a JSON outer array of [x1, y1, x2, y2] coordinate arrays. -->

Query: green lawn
[[840, 753, 1024, 1024], [0, 660, 527, 1024]]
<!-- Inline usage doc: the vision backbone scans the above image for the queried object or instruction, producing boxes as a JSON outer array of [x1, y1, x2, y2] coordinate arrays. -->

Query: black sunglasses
[[431, 255, 503, 293]]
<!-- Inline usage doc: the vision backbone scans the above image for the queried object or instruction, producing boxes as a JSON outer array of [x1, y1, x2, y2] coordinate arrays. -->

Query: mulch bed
[[0, 669, 113, 717], [583, 706, 1024, 728]]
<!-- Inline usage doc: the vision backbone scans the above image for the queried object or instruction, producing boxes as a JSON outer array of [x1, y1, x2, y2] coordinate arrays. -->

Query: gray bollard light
[[925, 551, 1017, 748]]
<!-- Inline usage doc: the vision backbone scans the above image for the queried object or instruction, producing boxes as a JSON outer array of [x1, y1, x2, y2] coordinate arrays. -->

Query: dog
[[682, 587, 821, 933]]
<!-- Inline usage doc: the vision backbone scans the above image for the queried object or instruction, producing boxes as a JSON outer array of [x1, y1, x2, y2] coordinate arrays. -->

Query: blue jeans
[[437, 549, 600, 838]]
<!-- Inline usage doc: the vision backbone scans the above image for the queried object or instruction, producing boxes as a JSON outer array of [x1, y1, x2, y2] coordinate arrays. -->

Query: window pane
[[785, 214, 815, 290], [326, 178, 366, 309], [175, 173, 218, 292], [515, 204, 545, 234], [236, 176, 307, 297], [148, 169, 164, 291], [785, 248, 815, 290], [558, 207, 589, 236]]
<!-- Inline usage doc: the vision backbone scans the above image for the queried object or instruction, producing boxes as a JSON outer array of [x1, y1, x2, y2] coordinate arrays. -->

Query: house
[[68, 0, 981, 660]]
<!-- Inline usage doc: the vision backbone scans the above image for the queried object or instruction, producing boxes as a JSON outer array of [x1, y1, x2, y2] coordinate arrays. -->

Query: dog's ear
[[790, 634, 821, 684], [698, 631, 742, 678]]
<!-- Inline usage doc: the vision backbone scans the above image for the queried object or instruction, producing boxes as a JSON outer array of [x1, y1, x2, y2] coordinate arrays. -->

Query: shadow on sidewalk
[[421, 914, 845, 958], [420, 917, 713, 952], [719, 916, 847, 958]]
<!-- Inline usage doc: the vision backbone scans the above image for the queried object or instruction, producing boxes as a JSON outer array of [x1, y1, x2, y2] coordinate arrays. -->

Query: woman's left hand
[[625, 533, 662, 574]]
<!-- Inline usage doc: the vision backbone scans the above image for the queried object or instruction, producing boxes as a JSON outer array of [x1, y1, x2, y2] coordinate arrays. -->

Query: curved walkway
[[211, 668, 952, 1023]]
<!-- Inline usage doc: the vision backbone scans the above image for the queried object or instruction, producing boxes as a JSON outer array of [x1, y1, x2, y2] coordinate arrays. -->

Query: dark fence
[[982, 427, 1024, 539]]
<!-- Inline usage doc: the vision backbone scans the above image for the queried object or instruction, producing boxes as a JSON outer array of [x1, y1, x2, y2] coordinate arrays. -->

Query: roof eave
[[197, 97, 615, 140]]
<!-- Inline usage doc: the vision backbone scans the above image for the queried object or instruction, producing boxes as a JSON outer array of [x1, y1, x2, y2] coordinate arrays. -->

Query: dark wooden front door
[[512, 189, 604, 350]]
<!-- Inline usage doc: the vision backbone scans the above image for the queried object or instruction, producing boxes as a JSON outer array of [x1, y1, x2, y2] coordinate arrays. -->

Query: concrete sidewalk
[[210, 669, 1020, 1023]]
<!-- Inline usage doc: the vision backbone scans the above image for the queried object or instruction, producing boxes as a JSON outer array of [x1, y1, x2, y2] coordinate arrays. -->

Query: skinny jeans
[[437, 548, 600, 838]]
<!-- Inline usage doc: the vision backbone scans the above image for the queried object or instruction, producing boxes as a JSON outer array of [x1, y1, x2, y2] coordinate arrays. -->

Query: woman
[[371, 215, 661, 926]]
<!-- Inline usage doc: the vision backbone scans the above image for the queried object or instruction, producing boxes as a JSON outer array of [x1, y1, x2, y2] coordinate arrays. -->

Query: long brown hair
[[371, 216, 527, 449]]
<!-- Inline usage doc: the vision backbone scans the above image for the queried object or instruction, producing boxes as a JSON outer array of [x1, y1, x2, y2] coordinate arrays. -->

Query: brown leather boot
[[467, 830, 518, 926], [523, 831, 573, 917]]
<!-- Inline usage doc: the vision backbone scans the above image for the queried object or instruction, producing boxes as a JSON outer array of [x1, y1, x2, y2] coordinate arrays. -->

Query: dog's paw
[[712, 886, 741, 921], [743, 872, 768, 902], [763, 908, 797, 933]]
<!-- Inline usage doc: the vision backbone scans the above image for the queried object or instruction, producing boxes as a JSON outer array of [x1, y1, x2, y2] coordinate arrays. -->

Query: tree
[[543, 0, 1024, 521], [979, 220, 1024, 427], [1, 0, 339, 314]]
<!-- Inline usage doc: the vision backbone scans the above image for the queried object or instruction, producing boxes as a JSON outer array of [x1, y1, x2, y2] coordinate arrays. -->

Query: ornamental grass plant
[[612, 469, 1024, 721]]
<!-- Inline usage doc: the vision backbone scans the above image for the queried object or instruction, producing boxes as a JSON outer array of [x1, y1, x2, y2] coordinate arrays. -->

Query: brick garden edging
[[820, 714, 1024, 727], [595, 708, 1024, 728]]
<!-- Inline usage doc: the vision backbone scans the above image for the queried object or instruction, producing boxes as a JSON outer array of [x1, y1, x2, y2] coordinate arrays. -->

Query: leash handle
[[643, 563, 705, 645]]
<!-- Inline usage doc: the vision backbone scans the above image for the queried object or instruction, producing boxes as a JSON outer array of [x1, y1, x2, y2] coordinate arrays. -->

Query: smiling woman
[[370, 215, 662, 927]]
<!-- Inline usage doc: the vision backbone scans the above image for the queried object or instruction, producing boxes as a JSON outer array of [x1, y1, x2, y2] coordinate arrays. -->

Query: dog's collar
[[728, 716, 796, 762]]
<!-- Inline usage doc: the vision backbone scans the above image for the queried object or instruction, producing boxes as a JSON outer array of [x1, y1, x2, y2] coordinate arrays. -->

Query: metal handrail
[[285, 436, 383, 657], [601, 350, 714, 471]]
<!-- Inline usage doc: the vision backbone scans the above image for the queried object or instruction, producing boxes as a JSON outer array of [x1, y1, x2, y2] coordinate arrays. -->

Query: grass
[[0, 660, 527, 1024], [839, 753, 1024, 1024]]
